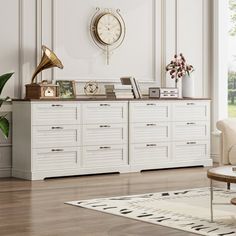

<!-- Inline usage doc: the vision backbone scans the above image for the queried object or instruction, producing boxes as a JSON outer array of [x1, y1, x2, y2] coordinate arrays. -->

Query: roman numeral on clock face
[[96, 13, 122, 45]]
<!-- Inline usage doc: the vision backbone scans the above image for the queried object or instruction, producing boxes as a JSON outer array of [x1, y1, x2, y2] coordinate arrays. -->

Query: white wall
[[0, 0, 212, 177], [0, 0, 21, 177]]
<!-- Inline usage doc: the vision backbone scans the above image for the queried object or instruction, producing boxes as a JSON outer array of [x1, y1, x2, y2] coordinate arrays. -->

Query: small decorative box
[[149, 87, 178, 99], [149, 87, 160, 98], [25, 83, 59, 99]]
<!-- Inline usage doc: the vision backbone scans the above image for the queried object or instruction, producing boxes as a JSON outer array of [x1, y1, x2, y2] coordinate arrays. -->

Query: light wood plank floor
[[0, 167, 220, 236]]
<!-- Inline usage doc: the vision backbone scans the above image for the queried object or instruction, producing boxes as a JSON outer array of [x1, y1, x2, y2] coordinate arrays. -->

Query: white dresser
[[12, 99, 211, 180], [129, 100, 211, 171]]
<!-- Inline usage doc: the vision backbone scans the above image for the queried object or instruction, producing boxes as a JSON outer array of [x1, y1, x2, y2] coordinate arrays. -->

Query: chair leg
[[227, 182, 231, 190]]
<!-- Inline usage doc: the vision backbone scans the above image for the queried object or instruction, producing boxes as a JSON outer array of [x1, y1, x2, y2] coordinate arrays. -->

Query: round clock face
[[95, 13, 122, 45]]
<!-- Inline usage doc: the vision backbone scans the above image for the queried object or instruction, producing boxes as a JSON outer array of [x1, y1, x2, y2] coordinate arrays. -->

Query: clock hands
[[90, 9, 125, 64]]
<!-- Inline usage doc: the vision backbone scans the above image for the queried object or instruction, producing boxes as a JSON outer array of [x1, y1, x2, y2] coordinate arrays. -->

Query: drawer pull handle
[[147, 103, 156, 106], [187, 142, 197, 145], [51, 149, 64, 152], [147, 123, 156, 127], [51, 127, 64, 130], [99, 125, 111, 128], [100, 104, 111, 107], [146, 144, 157, 147], [51, 104, 63, 107], [186, 103, 195, 106], [100, 146, 111, 149], [186, 122, 196, 125]]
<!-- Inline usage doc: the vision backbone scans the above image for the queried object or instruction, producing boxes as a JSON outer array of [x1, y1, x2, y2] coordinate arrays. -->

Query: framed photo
[[56, 80, 76, 98]]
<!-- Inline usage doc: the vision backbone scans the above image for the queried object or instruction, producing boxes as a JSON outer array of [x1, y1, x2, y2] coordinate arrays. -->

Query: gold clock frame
[[90, 8, 126, 65], [93, 13, 122, 46]]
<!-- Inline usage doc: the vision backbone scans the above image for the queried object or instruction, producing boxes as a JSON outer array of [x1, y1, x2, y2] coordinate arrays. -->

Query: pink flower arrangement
[[166, 53, 194, 84]]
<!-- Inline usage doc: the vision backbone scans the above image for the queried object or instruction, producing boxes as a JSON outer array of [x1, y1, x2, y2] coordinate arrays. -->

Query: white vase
[[182, 74, 195, 98], [175, 79, 183, 99]]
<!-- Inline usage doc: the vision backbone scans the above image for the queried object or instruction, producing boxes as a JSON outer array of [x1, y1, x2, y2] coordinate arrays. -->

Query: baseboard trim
[[12, 169, 32, 180], [0, 167, 12, 178], [211, 154, 220, 164]]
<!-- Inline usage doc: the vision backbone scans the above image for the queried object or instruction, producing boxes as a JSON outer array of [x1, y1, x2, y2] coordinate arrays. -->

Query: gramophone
[[25, 45, 64, 99]]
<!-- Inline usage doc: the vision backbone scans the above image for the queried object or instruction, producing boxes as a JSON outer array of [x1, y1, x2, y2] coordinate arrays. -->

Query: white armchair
[[217, 119, 236, 165]]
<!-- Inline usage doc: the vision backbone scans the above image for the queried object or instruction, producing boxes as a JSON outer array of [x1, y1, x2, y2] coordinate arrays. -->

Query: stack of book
[[120, 77, 143, 99], [105, 84, 134, 99]]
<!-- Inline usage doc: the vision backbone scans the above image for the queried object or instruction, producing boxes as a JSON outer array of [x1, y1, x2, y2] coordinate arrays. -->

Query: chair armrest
[[229, 144, 236, 165], [216, 119, 236, 165]]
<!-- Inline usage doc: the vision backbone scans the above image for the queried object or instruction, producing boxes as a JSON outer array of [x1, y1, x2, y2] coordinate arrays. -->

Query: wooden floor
[[0, 167, 219, 236]]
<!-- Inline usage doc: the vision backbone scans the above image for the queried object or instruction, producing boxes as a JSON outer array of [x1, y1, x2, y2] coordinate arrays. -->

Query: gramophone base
[[25, 83, 59, 99]]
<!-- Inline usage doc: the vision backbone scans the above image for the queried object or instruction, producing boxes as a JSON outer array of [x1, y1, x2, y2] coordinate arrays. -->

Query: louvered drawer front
[[32, 103, 80, 125], [173, 141, 209, 160], [33, 125, 80, 148], [82, 145, 128, 167], [130, 102, 170, 122], [130, 143, 170, 164], [173, 102, 210, 121], [33, 147, 80, 171], [82, 102, 127, 124], [173, 122, 209, 141], [130, 122, 170, 143], [83, 124, 127, 145]]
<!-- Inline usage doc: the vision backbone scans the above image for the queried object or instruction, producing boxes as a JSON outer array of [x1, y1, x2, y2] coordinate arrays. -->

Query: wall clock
[[90, 8, 126, 65]]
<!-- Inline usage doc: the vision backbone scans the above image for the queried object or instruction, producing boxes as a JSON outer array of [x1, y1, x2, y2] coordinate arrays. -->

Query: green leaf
[[0, 117, 9, 139], [0, 73, 14, 96]]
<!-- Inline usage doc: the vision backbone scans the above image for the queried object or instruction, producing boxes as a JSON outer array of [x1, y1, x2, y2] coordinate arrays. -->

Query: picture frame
[[55, 80, 76, 98]]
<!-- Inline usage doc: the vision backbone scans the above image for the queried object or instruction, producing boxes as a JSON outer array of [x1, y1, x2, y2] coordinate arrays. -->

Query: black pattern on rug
[[66, 188, 236, 236]]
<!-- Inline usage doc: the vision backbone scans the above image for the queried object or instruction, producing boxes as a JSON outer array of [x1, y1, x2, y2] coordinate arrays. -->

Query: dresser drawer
[[82, 102, 127, 124], [130, 102, 170, 123], [130, 122, 170, 143], [173, 141, 209, 160], [32, 125, 80, 148], [173, 121, 209, 141], [32, 102, 80, 125], [130, 142, 170, 164], [32, 147, 80, 171], [82, 145, 128, 167], [83, 124, 127, 145], [173, 101, 210, 121]]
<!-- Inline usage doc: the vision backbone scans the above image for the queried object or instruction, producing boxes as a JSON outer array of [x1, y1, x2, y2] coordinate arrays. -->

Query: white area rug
[[66, 188, 236, 235]]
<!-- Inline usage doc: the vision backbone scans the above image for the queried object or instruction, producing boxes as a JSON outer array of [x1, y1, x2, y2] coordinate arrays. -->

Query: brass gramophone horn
[[31, 45, 64, 84]]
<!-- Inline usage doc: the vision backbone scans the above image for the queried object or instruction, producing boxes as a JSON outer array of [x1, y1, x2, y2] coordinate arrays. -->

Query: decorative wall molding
[[162, 0, 212, 98], [212, 0, 228, 128], [0, 0, 214, 177], [0, 0, 22, 177], [202, 0, 212, 98], [17, 0, 212, 96], [36, 0, 42, 68], [40, 0, 162, 84], [18, 0, 24, 98], [35, 0, 212, 96], [0, 168, 12, 178], [18, 0, 23, 99], [164, 0, 177, 88], [20, 0, 38, 97], [176, 0, 208, 98]]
